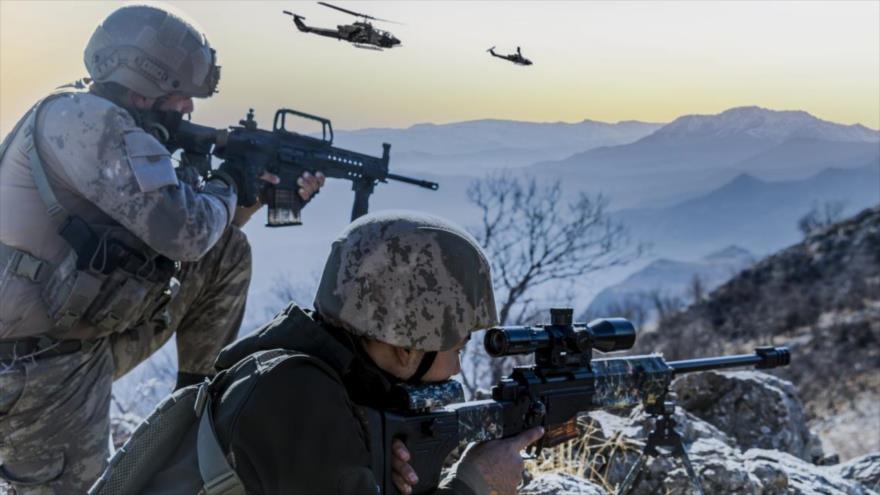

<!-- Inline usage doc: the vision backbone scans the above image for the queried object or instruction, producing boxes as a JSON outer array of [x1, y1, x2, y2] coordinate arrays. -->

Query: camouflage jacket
[[205, 303, 479, 495], [0, 90, 236, 339]]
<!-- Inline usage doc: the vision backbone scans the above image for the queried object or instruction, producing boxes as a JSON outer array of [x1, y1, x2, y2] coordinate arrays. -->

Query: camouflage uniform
[[0, 77, 246, 495], [0, 3, 250, 491], [0, 226, 249, 494]]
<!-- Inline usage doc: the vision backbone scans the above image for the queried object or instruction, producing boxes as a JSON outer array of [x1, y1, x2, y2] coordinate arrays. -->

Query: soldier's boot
[[111, 225, 252, 379], [0, 340, 114, 495]]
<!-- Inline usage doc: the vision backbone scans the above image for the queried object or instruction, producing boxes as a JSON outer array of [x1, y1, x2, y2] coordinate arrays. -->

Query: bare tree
[[459, 175, 643, 395], [687, 274, 706, 304], [468, 175, 642, 325], [798, 200, 846, 237], [648, 289, 684, 325]]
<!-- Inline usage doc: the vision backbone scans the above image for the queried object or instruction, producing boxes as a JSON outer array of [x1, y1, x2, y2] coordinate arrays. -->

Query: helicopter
[[282, 2, 401, 50], [487, 46, 533, 66]]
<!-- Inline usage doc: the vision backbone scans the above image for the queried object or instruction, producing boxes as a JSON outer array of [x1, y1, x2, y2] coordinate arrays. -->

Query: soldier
[[0, 5, 323, 493], [126, 211, 543, 495]]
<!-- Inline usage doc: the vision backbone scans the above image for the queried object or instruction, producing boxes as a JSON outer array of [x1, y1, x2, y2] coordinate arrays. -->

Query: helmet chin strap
[[135, 108, 185, 148], [406, 351, 438, 385]]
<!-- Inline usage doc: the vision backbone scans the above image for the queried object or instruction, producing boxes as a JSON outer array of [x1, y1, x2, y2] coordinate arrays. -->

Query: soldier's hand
[[458, 426, 544, 495], [391, 438, 418, 494], [231, 171, 280, 227], [297, 171, 325, 202]]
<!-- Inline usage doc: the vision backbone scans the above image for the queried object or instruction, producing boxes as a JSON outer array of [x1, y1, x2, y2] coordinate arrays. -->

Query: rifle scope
[[484, 308, 636, 358]]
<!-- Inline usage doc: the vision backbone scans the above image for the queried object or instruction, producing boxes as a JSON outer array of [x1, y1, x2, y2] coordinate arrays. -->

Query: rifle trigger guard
[[524, 398, 547, 456]]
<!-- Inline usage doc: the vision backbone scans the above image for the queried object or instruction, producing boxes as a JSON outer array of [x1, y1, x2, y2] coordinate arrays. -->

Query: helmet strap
[[406, 351, 437, 385]]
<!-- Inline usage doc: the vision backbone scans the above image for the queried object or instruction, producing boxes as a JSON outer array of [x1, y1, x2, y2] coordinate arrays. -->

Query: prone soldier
[[99, 211, 543, 495], [0, 5, 323, 493]]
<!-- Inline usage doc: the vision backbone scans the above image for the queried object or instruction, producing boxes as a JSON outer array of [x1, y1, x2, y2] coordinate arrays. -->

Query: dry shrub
[[525, 417, 643, 493]]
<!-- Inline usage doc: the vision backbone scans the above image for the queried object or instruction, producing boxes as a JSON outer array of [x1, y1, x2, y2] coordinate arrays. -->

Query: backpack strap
[[25, 128, 68, 221], [0, 101, 40, 165], [0, 96, 62, 286], [194, 349, 334, 495], [195, 382, 246, 495]]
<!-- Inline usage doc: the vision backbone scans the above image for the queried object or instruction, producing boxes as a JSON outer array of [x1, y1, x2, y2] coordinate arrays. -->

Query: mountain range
[[613, 163, 880, 258], [534, 106, 879, 207], [583, 245, 755, 322], [329, 119, 663, 175]]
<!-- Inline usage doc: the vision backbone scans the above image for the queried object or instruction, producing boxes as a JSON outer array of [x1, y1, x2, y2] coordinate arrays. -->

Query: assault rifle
[[364, 308, 791, 495], [170, 108, 438, 226]]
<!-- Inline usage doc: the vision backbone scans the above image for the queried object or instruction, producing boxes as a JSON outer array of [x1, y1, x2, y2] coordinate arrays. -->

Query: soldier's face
[[420, 336, 469, 382], [130, 92, 195, 114], [155, 94, 195, 114]]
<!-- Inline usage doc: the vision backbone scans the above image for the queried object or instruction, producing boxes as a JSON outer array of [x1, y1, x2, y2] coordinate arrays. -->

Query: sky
[[1, 0, 878, 135]]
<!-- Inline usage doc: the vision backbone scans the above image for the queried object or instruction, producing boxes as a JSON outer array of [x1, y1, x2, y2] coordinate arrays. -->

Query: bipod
[[616, 395, 704, 495]]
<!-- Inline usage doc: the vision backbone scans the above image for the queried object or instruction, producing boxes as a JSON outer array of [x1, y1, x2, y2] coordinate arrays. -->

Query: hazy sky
[[2, 1, 878, 134]]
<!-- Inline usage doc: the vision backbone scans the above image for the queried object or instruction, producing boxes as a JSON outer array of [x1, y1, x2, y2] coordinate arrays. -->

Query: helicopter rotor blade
[[372, 17, 404, 25], [317, 2, 402, 24], [318, 2, 370, 18]]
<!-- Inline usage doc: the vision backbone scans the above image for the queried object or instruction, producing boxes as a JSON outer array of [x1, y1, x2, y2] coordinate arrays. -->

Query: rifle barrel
[[386, 172, 439, 190], [667, 346, 790, 375]]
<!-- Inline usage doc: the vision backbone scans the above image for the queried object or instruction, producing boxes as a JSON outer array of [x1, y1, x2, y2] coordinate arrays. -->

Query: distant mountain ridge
[[326, 118, 664, 175], [333, 118, 664, 155], [583, 245, 755, 321], [649, 106, 879, 144], [534, 106, 880, 207], [613, 163, 880, 258]]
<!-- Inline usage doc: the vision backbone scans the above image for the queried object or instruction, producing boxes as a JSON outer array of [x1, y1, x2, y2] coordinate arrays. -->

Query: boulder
[[535, 397, 880, 495], [672, 371, 817, 460], [744, 449, 872, 495], [830, 453, 880, 492]]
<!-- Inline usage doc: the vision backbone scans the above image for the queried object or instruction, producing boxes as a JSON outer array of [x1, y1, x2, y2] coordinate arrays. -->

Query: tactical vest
[[0, 88, 178, 339]]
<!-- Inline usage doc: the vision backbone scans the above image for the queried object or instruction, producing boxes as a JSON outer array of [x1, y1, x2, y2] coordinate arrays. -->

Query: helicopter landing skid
[[616, 397, 705, 495], [353, 43, 384, 51]]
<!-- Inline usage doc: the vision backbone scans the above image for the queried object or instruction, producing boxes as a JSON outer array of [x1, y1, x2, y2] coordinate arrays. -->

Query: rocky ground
[[633, 206, 880, 461], [522, 370, 880, 495]]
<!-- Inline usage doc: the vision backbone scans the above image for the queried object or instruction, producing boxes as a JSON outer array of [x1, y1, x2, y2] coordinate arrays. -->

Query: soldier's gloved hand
[[391, 439, 418, 495], [215, 160, 265, 207], [297, 171, 325, 203], [453, 426, 544, 495], [231, 171, 281, 227]]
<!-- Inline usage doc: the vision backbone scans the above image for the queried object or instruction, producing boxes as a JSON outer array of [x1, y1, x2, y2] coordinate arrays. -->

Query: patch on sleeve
[[123, 130, 179, 192]]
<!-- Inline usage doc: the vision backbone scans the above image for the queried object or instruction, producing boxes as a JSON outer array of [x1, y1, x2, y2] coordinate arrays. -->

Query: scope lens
[[484, 329, 509, 356], [587, 318, 636, 352], [484, 327, 549, 356]]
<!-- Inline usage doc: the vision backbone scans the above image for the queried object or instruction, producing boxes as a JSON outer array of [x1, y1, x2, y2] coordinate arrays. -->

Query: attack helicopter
[[282, 2, 401, 50], [487, 46, 533, 66]]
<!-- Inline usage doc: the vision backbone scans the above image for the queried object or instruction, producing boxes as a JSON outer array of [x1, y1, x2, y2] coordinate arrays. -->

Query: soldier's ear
[[393, 346, 423, 370], [128, 91, 153, 110]]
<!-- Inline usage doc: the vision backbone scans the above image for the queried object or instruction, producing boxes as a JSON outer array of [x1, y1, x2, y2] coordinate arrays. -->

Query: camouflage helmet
[[84, 5, 220, 98], [315, 211, 498, 352]]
